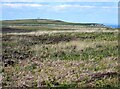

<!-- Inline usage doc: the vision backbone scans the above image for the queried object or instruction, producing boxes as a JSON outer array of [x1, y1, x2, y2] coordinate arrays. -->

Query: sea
[[104, 24, 119, 28]]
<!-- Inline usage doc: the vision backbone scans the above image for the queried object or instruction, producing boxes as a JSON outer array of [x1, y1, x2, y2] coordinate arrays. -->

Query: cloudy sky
[[1, 0, 119, 25]]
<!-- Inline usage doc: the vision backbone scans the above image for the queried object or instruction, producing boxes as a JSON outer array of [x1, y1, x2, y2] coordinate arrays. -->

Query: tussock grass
[[2, 32, 119, 88]]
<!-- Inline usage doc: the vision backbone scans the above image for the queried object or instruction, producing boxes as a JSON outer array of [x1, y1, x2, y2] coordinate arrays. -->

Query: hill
[[2, 19, 105, 27]]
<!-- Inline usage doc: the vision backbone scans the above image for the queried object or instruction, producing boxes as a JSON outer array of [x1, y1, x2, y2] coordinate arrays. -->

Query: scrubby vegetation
[[2, 32, 119, 88]]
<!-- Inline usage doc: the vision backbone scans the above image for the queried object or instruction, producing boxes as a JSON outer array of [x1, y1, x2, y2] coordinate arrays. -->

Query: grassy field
[[2, 19, 104, 26], [2, 19, 109, 32], [1, 19, 119, 88]]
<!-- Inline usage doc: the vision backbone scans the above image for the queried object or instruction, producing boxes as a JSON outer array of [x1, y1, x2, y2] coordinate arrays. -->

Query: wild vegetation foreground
[[1, 32, 119, 88], [1, 19, 119, 88]]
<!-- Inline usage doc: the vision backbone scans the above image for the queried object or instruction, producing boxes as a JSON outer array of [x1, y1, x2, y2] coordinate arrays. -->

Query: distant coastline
[[104, 24, 119, 28]]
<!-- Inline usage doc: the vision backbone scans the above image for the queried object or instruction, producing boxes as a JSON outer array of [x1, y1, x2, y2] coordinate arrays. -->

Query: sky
[[0, 0, 119, 25]]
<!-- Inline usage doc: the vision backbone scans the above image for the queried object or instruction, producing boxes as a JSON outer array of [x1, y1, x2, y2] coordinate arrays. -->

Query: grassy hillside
[[1, 19, 111, 33], [2, 19, 105, 26], [1, 19, 119, 88]]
